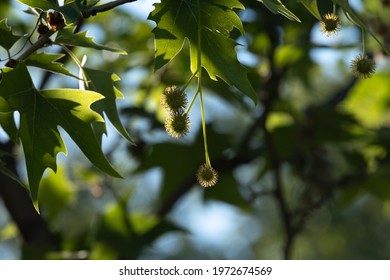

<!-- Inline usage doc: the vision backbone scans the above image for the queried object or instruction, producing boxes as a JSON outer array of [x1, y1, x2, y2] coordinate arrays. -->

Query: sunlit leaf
[[0, 63, 120, 200], [83, 68, 133, 143], [148, 0, 257, 103]]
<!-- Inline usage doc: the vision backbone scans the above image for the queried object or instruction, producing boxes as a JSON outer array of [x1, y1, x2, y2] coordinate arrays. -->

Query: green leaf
[[148, 0, 257, 103], [25, 52, 78, 79], [83, 67, 133, 143], [257, 0, 301, 22], [17, 0, 58, 11], [0, 19, 22, 50], [0, 63, 120, 200], [55, 27, 127, 54], [297, 0, 321, 20], [59, 1, 99, 24]]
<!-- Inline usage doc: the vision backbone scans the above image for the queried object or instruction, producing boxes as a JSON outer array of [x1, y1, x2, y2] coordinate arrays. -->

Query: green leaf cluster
[[0, 63, 122, 199], [148, 0, 257, 103]]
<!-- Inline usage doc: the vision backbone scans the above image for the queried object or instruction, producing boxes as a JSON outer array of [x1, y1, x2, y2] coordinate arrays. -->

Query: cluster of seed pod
[[161, 86, 191, 138], [320, 12, 376, 79], [161, 86, 218, 188]]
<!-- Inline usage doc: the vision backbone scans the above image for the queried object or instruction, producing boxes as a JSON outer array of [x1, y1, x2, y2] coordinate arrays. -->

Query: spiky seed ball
[[196, 164, 218, 188], [320, 13, 341, 37], [165, 113, 191, 138], [161, 86, 188, 114], [350, 54, 376, 79]]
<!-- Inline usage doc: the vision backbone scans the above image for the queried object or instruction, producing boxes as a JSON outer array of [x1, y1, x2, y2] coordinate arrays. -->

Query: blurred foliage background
[[1, 0, 390, 259]]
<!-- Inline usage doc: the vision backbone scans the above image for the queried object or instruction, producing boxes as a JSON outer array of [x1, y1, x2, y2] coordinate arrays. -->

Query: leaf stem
[[185, 88, 199, 115], [181, 69, 198, 92], [60, 43, 88, 85], [183, 70, 199, 114], [199, 84, 210, 166], [362, 29, 366, 56], [196, 0, 210, 166]]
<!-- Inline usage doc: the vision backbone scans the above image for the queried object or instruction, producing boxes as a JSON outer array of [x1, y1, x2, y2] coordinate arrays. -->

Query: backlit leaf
[[148, 0, 257, 103], [83, 67, 133, 143], [0, 63, 120, 200]]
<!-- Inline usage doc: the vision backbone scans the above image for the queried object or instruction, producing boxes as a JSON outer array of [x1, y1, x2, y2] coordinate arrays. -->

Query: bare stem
[[16, 30, 55, 61], [82, 0, 136, 18]]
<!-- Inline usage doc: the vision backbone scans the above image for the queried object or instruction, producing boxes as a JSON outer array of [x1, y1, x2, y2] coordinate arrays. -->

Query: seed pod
[[196, 164, 218, 188], [161, 86, 188, 114], [164, 112, 191, 138], [350, 54, 376, 79], [320, 13, 341, 37]]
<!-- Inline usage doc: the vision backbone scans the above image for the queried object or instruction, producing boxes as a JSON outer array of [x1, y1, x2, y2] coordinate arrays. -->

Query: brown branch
[[16, 30, 55, 62], [0, 141, 59, 251], [82, 0, 137, 18], [257, 13, 295, 260], [259, 91, 296, 259]]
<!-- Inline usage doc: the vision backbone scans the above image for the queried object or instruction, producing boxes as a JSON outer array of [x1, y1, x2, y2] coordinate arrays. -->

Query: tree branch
[[82, 0, 137, 18], [258, 14, 295, 260], [0, 141, 58, 251], [16, 30, 55, 62]]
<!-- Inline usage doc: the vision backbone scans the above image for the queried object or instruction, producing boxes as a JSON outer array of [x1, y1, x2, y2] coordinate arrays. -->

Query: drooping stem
[[185, 88, 199, 115], [82, 0, 136, 18], [60, 43, 88, 84], [181, 69, 198, 92], [199, 84, 210, 166], [362, 29, 367, 56], [195, 0, 211, 167], [183, 70, 199, 115]]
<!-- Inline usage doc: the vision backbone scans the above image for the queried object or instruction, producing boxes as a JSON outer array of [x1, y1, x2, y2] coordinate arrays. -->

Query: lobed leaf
[[83, 67, 133, 143], [0, 63, 120, 200], [148, 0, 257, 103]]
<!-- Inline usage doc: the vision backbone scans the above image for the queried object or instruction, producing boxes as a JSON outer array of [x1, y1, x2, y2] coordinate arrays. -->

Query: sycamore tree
[[0, 0, 390, 259]]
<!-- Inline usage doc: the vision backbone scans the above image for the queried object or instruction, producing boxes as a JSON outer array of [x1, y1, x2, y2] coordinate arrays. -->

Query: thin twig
[[16, 30, 55, 62], [82, 0, 136, 18]]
